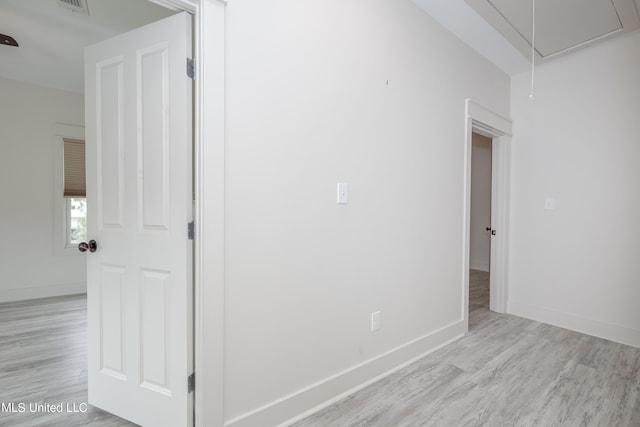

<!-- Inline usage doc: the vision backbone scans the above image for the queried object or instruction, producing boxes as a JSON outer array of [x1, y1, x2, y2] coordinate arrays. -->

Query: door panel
[[100, 264, 126, 379], [138, 44, 171, 230], [85, 12, 193, 427], [97, 58, 125, 229]]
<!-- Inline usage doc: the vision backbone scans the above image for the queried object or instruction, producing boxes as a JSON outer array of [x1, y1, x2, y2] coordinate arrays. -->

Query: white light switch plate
[[371, 311, 381, 332]]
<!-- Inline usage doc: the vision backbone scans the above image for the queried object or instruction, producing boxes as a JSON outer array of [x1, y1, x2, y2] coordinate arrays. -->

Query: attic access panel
[[465, 0, 640, 61], [489, 0, 621, 57]]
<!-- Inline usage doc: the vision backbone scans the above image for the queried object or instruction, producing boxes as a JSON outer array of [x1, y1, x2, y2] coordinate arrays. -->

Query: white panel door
[[84, 12, 193, 427]]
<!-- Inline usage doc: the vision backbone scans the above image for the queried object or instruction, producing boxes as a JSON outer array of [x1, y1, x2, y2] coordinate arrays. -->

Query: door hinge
[[188, 372, 195, 393], [188, 221, 195, 240], [187, 58, 195, 80]]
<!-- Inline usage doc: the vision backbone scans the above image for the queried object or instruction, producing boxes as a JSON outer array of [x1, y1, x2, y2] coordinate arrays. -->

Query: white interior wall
[[470, 133, 492, 272], [223, 0, 510, 424], [0, 77, 86, 302], [509, 31, 640, 348]]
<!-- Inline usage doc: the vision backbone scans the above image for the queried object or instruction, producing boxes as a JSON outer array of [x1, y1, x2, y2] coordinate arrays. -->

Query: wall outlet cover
[[337, 182, 349, 204], [544, 198, 556, 210]]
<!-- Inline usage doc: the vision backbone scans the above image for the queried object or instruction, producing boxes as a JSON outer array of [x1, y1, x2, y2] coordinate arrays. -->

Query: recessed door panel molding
[[96, 58, 125, 230], [100, 264, 126, 380], [139, 268, 171, 395], [465, 0, 640, 62], [138, 44, 171, 232]]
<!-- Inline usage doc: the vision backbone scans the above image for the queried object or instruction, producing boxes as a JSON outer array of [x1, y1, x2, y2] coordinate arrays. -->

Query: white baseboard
[[224, 320, 466, 427], [0, 282, 86, 303], [509, 301, 640, 349], [469, 264, 489, 272]]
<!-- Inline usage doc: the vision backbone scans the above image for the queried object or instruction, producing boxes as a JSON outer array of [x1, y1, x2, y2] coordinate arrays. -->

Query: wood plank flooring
[[294, 270, 640, 427], [0, 294, 136, 427], [1, 274, 639, 426]]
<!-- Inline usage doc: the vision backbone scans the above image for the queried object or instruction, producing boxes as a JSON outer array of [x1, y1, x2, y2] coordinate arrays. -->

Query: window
[[67, 197, 87, 244], [63, 137, 86, 197], [54, 124, 86, 255], [63, 137, 87, 246]]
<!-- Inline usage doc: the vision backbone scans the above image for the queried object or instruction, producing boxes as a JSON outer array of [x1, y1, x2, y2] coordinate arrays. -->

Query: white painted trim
[[54, 123, 85, 139], [466, 100, 512, 136], [146, 1, 226, 426], [0, 282, 86, 303], [224, 321, 466, 427], [509, 301, 640, 349], [462, 113, 473, 326], [463, 99, 512, 326], [489, 136, 511, 313], [195, 1, 226, 426]]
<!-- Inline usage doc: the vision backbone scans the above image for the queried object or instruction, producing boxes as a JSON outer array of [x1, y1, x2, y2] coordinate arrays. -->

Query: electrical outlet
[[371, 311, 381, 332], [337, 183, 349, 204], [544, 198, 555, 210]]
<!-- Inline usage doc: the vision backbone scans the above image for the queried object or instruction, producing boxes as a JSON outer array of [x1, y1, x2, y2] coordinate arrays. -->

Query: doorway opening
[[2, 0, 225, 424], [0, 1, 191, 426], [469, 132, 493, 324], [463, 99, 513, 332]]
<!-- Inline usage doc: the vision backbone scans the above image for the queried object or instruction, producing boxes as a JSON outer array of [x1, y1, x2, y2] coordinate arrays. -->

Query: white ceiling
[[414, 0, 640, 75], [3, 0, 640, 91], [412, 0, 530, 75], [0, 0, 175, 93]]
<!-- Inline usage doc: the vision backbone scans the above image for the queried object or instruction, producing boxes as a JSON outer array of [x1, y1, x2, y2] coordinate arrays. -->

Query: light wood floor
[[1, 274, 639, 426], [0, 294, 136, 426], [294, 270, 640, 426]]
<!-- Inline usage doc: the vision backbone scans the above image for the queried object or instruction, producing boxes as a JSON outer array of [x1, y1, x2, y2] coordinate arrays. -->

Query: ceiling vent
[[56, 0, 90, 16]]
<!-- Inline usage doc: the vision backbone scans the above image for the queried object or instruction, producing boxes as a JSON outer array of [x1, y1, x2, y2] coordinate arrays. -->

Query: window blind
[[63, 138, 86, 197]]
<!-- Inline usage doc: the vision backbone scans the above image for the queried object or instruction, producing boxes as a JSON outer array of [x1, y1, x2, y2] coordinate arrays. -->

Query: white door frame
[[462, 99, 512, 327], [148, 1, 226, 426]]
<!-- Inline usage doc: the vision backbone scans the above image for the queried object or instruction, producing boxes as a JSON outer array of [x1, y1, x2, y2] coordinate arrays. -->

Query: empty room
[[1, 0, 638, 426]]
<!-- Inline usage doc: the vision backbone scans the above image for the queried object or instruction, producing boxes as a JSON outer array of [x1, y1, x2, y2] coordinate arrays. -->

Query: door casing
[[462, 99, 512, 328], [147, 1, 226, 426]]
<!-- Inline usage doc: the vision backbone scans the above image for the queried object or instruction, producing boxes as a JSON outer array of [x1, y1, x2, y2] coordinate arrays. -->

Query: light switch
[[544, 198, 555, 210], [337, 183, 349, 204], [371, 311, 381, 332]]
